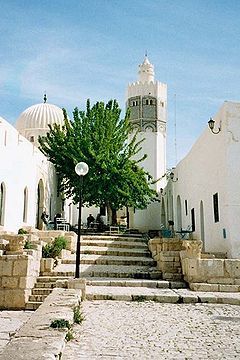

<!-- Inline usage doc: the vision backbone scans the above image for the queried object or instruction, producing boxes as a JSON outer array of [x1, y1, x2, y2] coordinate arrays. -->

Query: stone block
[[189, 283, 219, 292], [2, 276, 19, 289], [0, 289, 6, 307], [68, 278, 86, 300], [225, 259, 240, 278], [40, 258, 55, 274], [0, 257, 13, 276], [4, 289, 28, 309], [219, 284, 240, 292], [207, 277, 234, 285], [13, 258, 29, 276]]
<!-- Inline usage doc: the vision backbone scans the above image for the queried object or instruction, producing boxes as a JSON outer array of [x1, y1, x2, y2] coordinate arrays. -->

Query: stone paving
[[63, 300, 240, 359], [0, 311, 31, 354]]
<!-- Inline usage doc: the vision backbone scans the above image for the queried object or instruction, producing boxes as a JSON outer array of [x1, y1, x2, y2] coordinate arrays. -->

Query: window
[[23, 187, 28, 222], [191, 208, 195, 232], [30, 136, 34, 142], [213, 193, 219, 222], [185, 200, 188, 216], [150, 99, 153, 105], [146, 99, 149, 105], [0, 182, 6, 226]]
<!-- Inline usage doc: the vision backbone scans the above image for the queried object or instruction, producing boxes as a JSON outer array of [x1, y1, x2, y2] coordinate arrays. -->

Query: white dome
[[16, 102, 64, 131]]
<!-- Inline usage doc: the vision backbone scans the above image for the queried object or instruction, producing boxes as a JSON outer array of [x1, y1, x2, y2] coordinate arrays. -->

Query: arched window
[[0, 182, 6, 226], [23, 187, 28, 222]]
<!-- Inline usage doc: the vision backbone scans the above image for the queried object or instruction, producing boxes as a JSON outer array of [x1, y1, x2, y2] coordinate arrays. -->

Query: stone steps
[[86, 278, 187, 289], [62, 254, 156, 266], [51, 264, 162, 279], [80, 246, 151, 257], [82, 235, 147, 242], [25, 234, 162, 309], [81, 239, 148, 249]]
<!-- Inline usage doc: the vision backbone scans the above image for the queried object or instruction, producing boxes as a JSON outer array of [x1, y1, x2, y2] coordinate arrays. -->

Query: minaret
[[126, 56, 167, 231]]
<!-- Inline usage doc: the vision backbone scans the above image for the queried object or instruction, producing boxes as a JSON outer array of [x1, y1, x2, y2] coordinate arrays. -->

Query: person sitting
[[87, 214, 95, 228], [96, 213, 104, 232]]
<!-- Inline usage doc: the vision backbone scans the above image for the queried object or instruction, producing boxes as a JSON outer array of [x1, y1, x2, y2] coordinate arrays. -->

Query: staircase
[[26, 234, 186, 310]]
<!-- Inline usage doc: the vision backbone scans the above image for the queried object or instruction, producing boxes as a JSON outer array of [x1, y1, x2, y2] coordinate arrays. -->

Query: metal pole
[[75, 175, 83, 278]]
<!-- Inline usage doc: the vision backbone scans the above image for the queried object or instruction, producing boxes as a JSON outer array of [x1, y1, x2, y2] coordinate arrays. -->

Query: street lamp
[[75, 161, 89, 278], [208, 117, 221, 134]]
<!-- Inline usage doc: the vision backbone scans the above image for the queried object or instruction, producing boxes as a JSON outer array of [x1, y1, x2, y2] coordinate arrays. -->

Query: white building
[[126, 56, 167, 231], [0, 97, 63, 233], [162, 101, 240, 258]]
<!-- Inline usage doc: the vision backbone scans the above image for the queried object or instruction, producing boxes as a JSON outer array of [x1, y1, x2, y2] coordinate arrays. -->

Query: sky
[[1, 0, 240, 167]]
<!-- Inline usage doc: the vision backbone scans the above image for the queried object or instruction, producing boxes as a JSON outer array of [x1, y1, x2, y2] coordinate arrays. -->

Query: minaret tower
[[126, 55, 167, 230]]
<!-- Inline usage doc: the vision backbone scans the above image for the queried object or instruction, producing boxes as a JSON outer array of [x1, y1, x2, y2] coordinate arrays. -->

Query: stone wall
[[148, 237, 183, 280], [0, 245, 42, 309], [180, 240, 240, 292]]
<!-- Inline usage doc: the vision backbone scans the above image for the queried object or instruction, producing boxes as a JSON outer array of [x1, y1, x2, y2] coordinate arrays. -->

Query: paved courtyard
[[0, 311, 31, 354], [63, 301, 240, 360]]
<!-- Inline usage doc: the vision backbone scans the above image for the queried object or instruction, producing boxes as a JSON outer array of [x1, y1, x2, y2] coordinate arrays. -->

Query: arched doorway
[[161, 198, 166, 227], [23, 187, 28, 223], [176, 195, 182, 231], [200, 200, 205, 251], [0, 182, 6, 226], [36, 179, 44, 229]]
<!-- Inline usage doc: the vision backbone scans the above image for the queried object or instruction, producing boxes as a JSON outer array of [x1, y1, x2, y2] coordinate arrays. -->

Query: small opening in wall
[[30, 136, 34, 142]]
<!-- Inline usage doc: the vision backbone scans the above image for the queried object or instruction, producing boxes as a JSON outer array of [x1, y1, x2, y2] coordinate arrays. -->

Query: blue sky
[[1, 0, 240, 167]]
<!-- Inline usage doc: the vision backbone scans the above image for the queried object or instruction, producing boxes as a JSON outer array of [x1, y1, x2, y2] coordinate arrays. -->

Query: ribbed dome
[[16, 102, 64, 131]]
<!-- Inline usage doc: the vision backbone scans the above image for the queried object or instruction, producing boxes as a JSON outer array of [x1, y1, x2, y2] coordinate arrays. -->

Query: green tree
[[39, 99, 158, 224]]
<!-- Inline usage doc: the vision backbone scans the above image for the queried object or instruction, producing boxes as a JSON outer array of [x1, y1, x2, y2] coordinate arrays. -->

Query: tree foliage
[[39, 99, 158, 212]]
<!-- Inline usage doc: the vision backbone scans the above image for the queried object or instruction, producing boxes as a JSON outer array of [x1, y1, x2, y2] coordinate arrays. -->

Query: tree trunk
[[112, 209, 117, 225], [106, 202, 112, 225]]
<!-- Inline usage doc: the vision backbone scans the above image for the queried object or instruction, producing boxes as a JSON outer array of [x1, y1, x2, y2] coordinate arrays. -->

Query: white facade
[[0, 116, 59, 233], [126, 56, 167, 231], [163, 101, 240, 258]]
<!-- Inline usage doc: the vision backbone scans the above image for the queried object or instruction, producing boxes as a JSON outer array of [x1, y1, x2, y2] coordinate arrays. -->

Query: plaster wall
[[169, 102, 240, 258], [0, 117, 58, 233]]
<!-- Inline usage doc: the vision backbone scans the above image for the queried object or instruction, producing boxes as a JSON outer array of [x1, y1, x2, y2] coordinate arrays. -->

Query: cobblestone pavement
[[63, 301, 240, 360], [0, 311, 32, 353]]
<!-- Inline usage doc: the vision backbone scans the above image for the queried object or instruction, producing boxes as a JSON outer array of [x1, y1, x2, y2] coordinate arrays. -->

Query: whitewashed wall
[[0, 117, 59, 233], [164, 101, 240, 258]]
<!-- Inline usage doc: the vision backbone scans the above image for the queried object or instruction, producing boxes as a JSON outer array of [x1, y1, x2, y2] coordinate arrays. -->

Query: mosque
[[1, 56, 240, 259]]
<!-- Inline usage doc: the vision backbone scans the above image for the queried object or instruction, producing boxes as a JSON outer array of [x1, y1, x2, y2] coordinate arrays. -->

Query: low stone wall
[[0, 288, 80, 360], [34, 230, 77, 253], [0, 245, 42, 309], [181, 240, 240, 291], [148, 237, 183, 280]]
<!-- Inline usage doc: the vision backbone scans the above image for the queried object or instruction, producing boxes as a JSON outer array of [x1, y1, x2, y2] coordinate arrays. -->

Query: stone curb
[[0, 288, 80, 360], [85, 286, 240, 305]]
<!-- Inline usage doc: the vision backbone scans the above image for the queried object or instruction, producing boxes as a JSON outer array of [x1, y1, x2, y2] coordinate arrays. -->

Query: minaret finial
[[43, 93, 47, 103], [145, 50, 148, 57]]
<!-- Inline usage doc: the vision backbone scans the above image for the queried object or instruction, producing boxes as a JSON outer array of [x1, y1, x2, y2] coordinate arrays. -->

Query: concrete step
[[190, 282, 240, 292], [61, 255, 156, 266], [28, 294, 49, 302], [34, 281, 57, 289], [32, 288, 53, 295], [83, 235, 147, 243], [81, 239, 148, 249], [25, 301, 42, 310], [80, 246, 151, 257], [86, 278, 187, 289], [86, 286, 180, 302], [36, 276, 71, 283], [49, 264, 162, 279]]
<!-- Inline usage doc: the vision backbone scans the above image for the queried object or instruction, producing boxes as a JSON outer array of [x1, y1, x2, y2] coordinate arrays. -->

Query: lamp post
[[75, 162, 89, 278]]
